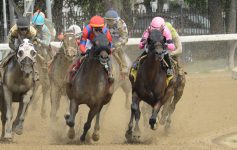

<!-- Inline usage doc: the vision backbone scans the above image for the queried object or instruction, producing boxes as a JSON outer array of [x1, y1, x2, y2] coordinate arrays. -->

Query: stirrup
[[167, 69, 173, 77], [108, 72, 114, 83]]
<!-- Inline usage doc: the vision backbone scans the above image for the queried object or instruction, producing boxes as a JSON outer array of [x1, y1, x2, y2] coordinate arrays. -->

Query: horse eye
[[18, 50, 24, 57], [30, 50, 36, 57]]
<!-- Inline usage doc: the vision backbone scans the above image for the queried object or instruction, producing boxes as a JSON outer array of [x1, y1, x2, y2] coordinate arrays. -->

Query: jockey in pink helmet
[[136, 17, 175, 77]]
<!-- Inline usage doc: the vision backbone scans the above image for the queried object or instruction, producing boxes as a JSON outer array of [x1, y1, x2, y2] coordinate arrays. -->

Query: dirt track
[[1, 72, 237, 150]]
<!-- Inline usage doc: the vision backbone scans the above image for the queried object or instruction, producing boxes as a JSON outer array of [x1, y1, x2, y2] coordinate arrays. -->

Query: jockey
[[8, 17, 37, 51], [31, 12, 52, 60], [58, 25, 82, 57], [0, 17, 38, 82], [32, 12, 51, 46], [135, 17, 175, 77], [104, 9, 128, 76], [67, 25, 82, 46], [71, 15, 114, 82], [165, 22, 184, 76]]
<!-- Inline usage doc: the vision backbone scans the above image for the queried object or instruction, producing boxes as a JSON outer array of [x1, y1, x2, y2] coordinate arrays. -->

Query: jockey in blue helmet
[[31, 12, 51, 46]]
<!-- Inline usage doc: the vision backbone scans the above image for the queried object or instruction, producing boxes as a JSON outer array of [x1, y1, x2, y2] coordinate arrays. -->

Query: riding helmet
[[17, 17, 30, 29]]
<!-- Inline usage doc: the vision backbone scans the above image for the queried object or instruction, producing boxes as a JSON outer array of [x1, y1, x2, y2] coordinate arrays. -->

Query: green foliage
[[67, 0, 105, 18], [184, 0, 207, 10]]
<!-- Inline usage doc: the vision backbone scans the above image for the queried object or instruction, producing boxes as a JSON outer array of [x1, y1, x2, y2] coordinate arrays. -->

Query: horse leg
[[30, 82, 41, 111], [50, 85, 61, 120], [133, 96, 141, 141], [121, 81, 131, 109], [1, 104, 6, 139], [164, 94, 182, 132], [12, 102, 23, 132], [168, 74, 185, 115], [65, 99, 78, 139], [40, 83, 49, 119], [64, 97, 70, 118], [125, 92, 140, 142], [14, 89, 33, 135], [158, 87, 175, 132], [3, 85, 13, 140], [92, 108, 103, 142], [150, 100, 162, 130], [80, 106, 101, 142]]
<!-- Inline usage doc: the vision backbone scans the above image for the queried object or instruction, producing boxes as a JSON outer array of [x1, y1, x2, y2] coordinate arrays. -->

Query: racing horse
[[0, 39, 38, 140], [65, 33, 129, 142], [125, 30, 177, 141], [48, 30, 78, 120]]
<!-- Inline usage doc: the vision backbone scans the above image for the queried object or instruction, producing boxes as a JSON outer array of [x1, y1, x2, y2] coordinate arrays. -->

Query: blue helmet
[[32, 14, 45, 25], [104, 10, 119, 20]]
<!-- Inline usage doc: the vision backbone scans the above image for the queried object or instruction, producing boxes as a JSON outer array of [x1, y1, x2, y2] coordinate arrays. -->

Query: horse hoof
[[149, 118, 157, 130], [4, 132, 12, 140], [132, 131, 141, 142], [80, 135, 86, 142], [14, 127, 23, 135], [159, 117, 166, 125], [125, 130, 133, 142], [64, 114, 70, 120], [92, 132, 100, 141], [67, 128, 75, 139], [164, 124, 171, 132], [65, 117, 74, 128]]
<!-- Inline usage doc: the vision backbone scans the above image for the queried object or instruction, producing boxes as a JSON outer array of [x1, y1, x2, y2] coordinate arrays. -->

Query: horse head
[[147, 30, 165, 54], [17, 38, 37, 74], [62, 31, 79, 57], [89, 33, 111, 61]]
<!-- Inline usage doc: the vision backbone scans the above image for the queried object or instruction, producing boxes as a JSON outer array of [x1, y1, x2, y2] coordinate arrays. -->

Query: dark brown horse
[[65, 33, 118, 142], [125, 30, 177, 141], [0, 39, 38, 140]]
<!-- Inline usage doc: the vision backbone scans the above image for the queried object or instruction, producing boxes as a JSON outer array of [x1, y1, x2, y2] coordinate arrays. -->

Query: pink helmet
[[150, 17, 165, 30]]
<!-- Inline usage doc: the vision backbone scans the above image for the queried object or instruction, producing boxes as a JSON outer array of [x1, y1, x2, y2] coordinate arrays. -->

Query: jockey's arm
[[106, 29, 113, 54], [170, 33, 182, 56], [79, 27, 90, 54], [39, 25, 51, 46], [163, 27, 175, 51], [139, 29, 149, 49], [8, 25, 18, 51], [117, 20, 128, 46]]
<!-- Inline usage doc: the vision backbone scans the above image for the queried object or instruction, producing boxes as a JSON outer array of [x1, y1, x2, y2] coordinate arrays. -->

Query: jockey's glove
[[81, 52, 86, 56]]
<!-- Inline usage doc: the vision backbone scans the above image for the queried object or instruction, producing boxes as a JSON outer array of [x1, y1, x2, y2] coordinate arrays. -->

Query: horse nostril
[[18, 50, 24, 57], [30, 50, 36, 57]]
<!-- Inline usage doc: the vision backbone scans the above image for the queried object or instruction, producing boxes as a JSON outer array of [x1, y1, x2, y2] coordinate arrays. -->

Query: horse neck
[[6, 58, 29, 81], [145, 50, 162, 78], [77, 55, 106, 85]]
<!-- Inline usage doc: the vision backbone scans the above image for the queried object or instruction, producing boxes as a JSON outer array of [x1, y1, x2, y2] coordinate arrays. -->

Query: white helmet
[[68, 25, 82, 38]]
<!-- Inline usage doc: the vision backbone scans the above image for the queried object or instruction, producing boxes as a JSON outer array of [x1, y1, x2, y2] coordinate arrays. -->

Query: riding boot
[[69, 58, 81, 78], [116, 48, 128, 75], [0, 66, 3, 84], [163, 53, 173, 77], [132, 51, 147, 69], [105, 58, 114, 83]]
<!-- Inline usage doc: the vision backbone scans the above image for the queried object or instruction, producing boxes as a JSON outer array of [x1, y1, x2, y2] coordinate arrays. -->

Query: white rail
[[1, 34, 237, 50], [1, 34, 237, 61]]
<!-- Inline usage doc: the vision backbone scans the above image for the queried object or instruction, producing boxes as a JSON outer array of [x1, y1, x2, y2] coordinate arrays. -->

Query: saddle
[[68, 55, 87, 82], [129, 53, 177, 85]]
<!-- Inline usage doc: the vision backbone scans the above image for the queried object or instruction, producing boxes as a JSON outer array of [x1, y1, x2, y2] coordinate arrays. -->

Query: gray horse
[[48, 31, 77, 120], [65, 33, 131, 142], [0, 39, 38, 140]]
